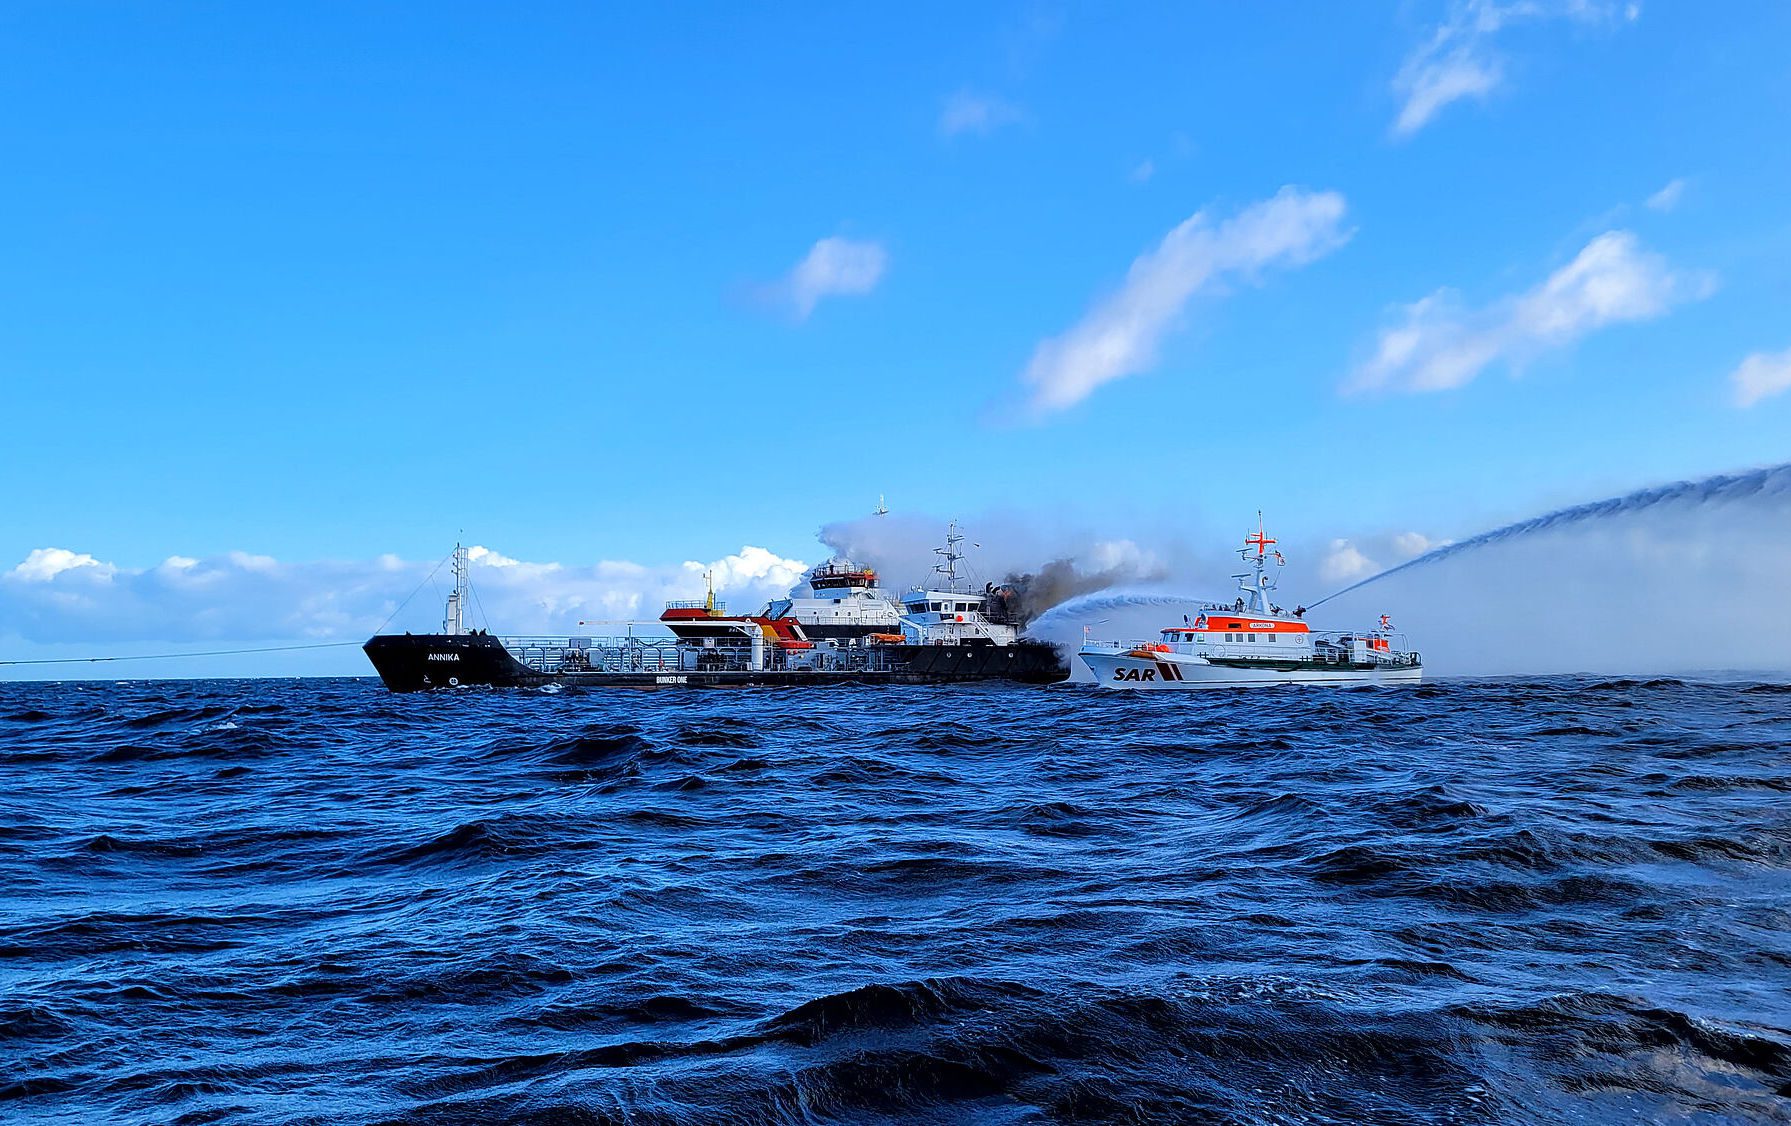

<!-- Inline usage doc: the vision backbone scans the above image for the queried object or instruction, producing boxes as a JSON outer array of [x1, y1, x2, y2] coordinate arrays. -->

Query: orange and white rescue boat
[[1079, 515, 1422, 690]]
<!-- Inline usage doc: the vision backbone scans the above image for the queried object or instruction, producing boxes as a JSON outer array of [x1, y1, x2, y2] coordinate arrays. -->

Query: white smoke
[[1313, 462, 1791, 676], [1028, 464, 1791, 680]]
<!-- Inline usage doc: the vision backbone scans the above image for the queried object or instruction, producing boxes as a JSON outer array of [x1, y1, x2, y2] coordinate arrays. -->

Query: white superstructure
[[1079, 515, 1421, 690], [763, 560, 904, 640], [898, 522, 1021, 646]]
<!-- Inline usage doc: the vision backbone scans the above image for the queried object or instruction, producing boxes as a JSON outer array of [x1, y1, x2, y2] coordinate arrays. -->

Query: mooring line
[[0, 641, 366, 668], [1, 546, 460, 669]]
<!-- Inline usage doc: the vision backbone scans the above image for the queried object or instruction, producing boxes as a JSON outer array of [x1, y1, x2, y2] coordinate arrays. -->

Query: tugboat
[[1078, 515, 1421, 690], [889, 523, 1036, 673], [362, 526, 1069, 691]]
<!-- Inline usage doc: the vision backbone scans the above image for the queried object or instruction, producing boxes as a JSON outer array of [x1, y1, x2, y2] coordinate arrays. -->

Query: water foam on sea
[[3, 677, 1790, 1123]]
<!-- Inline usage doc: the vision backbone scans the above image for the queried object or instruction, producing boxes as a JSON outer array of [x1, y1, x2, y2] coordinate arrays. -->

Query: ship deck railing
[[496, 635, 900, 675], [499, 635, 685, 675], [1082, 635, 1420, 668]]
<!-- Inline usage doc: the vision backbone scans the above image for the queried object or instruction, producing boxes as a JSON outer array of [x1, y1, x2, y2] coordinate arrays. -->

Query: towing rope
[[1, 548, 459, 669], [0, 641, 363, 668]]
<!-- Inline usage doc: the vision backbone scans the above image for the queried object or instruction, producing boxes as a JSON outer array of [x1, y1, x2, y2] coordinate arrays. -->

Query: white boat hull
[[1080, 649, 1422, 690]]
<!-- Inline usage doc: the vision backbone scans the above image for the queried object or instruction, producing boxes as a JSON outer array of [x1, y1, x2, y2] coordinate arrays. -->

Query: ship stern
[[363, 633, 536, 692]]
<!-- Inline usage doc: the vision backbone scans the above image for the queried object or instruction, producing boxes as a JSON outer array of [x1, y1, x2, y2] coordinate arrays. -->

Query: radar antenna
[[933, 522, 966, 589], [874, 494, 889, 517]]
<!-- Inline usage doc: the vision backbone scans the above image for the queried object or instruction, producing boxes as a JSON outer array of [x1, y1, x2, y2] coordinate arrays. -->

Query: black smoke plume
[[989, 558, 1170, 629], [816, 511, 1172, 631]]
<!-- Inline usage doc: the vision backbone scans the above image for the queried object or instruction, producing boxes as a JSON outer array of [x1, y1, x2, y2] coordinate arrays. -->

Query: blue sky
[[3, 2, 1790, 666]]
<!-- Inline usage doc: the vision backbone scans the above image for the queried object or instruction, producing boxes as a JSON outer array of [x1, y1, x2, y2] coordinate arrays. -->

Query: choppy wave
[[3, 675, 1790, 1123]]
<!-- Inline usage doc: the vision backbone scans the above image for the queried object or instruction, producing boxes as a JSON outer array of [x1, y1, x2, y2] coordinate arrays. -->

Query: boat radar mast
[[1230, 511, 1286, 613], [442, 542, 470, 635], [933, 522, 967, 589]]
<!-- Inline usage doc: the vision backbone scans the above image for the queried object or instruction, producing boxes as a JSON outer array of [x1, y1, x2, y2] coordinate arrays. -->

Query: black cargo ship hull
[[363, 634, 1069, 692]]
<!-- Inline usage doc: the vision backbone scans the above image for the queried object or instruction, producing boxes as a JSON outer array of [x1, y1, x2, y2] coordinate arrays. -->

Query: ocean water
[[3, 676, 1790, 1125]]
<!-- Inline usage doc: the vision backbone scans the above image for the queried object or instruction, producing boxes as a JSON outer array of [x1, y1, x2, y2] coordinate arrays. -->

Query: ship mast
[[1232, 511, 1282, 614], [442, 542, 469, 635], [933, 522, 965, 589]]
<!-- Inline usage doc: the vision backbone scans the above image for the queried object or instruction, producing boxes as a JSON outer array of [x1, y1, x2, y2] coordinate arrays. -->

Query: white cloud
[[1392, 531, 1446, 558], [1394, 47, 1502, 137], [226, 550, 278, 573], [1350, 230, 1711, 394], [1645, 177, 1687, 212], [1315, 531, 1449, 587], [1320, 540, 1379, 584], [687, 545, 808, 596], [1129, 159, 1156, 184], [10, 548, 116, 583], [1730, 346, 1791, 408], [466, 545, 527, 568], [0, 544, 809, 645], [1072, 539, 1165, 579], [779, 236, 888, 320], [1018, 186, 1351, 416], [1392, 1, 1633, 137], [939, 90, 1023, 137]]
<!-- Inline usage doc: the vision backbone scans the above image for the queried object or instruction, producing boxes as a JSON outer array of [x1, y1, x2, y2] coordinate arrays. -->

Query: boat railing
[[496, 634, 902, 675], [664, 599, 726, 613], [500, 635, 685, 675], [982, 604, 1023, 627], [1082, 634, 1420, 668]]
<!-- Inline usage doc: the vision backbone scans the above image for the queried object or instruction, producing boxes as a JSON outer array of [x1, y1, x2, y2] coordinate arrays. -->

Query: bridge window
[[1247, 634, 1257, 642]]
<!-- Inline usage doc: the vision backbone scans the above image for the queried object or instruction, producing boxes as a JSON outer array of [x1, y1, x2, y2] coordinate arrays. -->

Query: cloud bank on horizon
[[1017, 186, 1351, 417], [0, 543, 807, 648], [1, 513, 1451, 655]]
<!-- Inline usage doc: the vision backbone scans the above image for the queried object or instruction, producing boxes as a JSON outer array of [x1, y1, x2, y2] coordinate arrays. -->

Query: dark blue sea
[[4, 676, 1790, 1125]]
